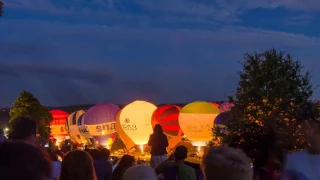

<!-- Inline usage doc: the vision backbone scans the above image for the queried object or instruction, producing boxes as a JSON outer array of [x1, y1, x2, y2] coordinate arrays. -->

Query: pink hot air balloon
[[218, 102, 235, 113]]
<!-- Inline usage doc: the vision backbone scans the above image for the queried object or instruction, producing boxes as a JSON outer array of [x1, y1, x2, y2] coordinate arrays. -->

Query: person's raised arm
[[164, 134, 169, 147], [148, 135, 153, 146]]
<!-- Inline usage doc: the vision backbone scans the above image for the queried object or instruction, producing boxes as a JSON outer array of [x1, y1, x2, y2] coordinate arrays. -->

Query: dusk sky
[[0, 0, 320, 106]]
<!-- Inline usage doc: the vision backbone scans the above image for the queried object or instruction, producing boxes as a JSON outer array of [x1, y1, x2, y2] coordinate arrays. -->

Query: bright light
[[197, 146, 201, 152], [102, 131, 105, 135], [4, 128, 9, 132], [140, 144, 144, 153]]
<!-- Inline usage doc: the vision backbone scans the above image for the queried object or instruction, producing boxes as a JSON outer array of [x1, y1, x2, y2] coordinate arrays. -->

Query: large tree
[[215, 49, 317, 153], [0, 1, 3, 17], [9, 91, 53, 139]]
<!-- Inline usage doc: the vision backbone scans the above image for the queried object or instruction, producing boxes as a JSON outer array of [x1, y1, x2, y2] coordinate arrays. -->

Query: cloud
[[0, 61, 114, 84]]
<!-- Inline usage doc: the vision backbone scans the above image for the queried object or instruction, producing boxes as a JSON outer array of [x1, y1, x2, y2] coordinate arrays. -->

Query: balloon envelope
[[83, 103, 119, 146], [66, 110, 87, 144], [209, 102, 219, 108], [178, 101, 220, 146], [218, 102, 235, 113], [214, 111, 234, 125], [50, 110, 69, 142], [152, 105, 183, 151], [119, 100, 157, 145], [115, 110, 136, 150]]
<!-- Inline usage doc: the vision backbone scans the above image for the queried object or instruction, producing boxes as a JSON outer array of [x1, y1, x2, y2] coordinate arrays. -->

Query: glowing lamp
[[118, 100, 157, 145], [152, 105, 183, 151], [50, 110, 69, 143], [66, 110, 87, 144], [83, 103, 119, 146], [178, 101, 220, 146]]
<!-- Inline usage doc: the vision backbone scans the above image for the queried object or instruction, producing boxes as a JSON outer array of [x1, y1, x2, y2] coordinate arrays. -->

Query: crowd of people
[[0, 116, 319, 180]]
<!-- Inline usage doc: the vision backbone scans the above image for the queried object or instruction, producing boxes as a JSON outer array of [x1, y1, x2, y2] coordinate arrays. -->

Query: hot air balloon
[[50, 110, 69, 143], [115, 110, 136, 150], [118, 100, 157, 152], [83, 103, 119, 148], [178, 101, 220, 147], [209, 102, 219, 108], [78, 113, 95, 145], [218, 102, 235, 113], [152, 105, 183, 152], [66, 110, 87, 144]]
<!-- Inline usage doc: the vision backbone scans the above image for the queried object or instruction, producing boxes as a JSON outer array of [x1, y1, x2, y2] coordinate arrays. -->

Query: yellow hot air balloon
[[115, 110, 136, 150], [118, 100, 157, 147], [178, 101, 220, 147]]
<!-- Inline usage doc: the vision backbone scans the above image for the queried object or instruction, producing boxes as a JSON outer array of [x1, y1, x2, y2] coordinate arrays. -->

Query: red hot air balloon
[[209, 102, 219, 108], [151, 105, 183, 152], [50, 110, 69, 144]]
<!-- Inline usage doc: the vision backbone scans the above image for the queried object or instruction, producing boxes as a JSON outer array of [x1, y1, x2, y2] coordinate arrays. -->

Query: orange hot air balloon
[[152, 105, 183, 152], [209, 102, 219, 108], [50, 110, 69, 143], [115, 110, 135, 150]]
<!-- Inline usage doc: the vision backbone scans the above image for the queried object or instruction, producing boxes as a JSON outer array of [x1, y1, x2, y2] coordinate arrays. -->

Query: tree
[[9, 91, 53, 139], [0, 1, 3, 17], [215, 49, 317, 153]]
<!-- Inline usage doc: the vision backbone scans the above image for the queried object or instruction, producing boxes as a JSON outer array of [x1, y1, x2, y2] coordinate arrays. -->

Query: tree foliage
[[9, 91, 53, 139], [0, 1, 3, 17], [215, 49, 317, 152]]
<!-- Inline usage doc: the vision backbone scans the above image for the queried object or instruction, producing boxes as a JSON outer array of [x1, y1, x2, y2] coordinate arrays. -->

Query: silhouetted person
[[156, 145, 196, 180], [60, 150, 97, 180], [112, 155, 135, 180], [201, 146, 252, 180], [283, 119, 320, 180], [94, 148, 113, 180], [148, 124, 169, 168], [9, 117, 37, 144], [0, 141, 52, 180], [0, 129, 6, 142]]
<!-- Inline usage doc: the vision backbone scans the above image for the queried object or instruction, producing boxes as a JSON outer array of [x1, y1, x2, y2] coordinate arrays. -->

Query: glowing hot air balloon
[[66, 110, 87, 144], [152, 105, 183, 152], [78, 113, 95, 145], [118, 100, 157, 151], [50, 110, 69, 143], [209, 102, 219, 108], [218, 102, 235, 113], [115, 110, 136, 150], [178, 101, 220, 147], [83, 103, 119, 148]]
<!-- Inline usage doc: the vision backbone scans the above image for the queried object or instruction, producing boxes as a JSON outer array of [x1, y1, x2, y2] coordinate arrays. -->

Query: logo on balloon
[[125, 118, 130, 123], [121, 124, 137, 131], [96, 122, 116, 133]]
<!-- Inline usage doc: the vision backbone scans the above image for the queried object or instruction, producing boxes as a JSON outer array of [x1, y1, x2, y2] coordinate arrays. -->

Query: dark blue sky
[[0, 0, 320, 106]]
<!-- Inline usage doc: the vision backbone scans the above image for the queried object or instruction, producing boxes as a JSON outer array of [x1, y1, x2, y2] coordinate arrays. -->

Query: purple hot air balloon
[[83, 103, 120, 146], [214, 111, 234, 125], [218, 102, 235, 113]]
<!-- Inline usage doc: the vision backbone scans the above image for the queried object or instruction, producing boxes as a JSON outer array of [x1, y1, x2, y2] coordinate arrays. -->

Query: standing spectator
[[283, 119, 320, 180], [60, 150, 97, 180], [201, 146, 252, 180], [8, 117, 37, 144], [0, 129, 6, 142], [122, 166, 158, 180], [112, 155, 135, 180], [94, 148, 113, 180], [148, 124, 169, 168], [0, 141, 52, 180], [155, 145, 196, 180]]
